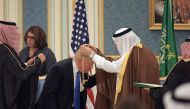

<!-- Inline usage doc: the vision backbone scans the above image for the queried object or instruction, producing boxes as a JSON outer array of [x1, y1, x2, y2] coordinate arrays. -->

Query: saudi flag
[[159, 0, 178, 77]]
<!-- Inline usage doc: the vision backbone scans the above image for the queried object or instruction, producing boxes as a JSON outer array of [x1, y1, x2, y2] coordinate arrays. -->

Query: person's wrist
[[94, 48, 97, 53]]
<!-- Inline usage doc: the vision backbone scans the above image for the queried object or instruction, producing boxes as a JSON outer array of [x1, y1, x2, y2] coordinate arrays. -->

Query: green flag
[[159, 0, 178, 77]]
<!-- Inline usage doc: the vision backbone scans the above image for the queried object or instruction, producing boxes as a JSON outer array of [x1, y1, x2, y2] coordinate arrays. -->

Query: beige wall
[[0, 0, 23, 49]]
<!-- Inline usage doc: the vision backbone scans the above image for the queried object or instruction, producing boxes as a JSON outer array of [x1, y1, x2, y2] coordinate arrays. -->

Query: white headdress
[[112, 28, 141, 56], [164, 83, 190, 109]]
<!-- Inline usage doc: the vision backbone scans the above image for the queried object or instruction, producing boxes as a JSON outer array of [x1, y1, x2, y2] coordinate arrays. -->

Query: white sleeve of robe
[[92, 53, 126, 73]]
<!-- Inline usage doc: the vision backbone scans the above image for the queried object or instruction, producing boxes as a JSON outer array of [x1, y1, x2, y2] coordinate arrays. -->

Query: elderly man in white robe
[[79, 28, 160, 109]]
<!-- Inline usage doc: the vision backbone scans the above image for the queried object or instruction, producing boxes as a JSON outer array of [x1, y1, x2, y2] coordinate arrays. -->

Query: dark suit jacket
[[37, 58, 96, 109], [150, 60, 190, 109]]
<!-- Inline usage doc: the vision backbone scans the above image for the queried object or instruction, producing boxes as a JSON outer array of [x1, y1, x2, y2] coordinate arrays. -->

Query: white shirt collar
[[72, 59, 79, 74]]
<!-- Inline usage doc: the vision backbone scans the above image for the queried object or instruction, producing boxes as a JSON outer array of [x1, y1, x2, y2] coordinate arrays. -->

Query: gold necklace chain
[[2, 43, 36, 70], [81, 56, 89, 85]]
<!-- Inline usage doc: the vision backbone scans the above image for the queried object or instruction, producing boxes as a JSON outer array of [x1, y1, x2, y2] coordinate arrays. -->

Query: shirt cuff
[[92, 54, 100, 62], [24, 63, 27, 66]]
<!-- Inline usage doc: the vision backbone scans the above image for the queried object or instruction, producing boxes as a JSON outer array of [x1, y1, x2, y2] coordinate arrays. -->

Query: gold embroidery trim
[[2, 43, 37, 70], [114, 43, 142, 105]]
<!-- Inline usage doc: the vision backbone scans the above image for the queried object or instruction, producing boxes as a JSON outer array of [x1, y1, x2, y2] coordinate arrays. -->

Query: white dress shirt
[[72, 59, 78, 89]]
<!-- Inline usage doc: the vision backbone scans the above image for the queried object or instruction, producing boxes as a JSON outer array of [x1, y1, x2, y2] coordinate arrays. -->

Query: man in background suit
[[149, 38, 190, 109], [37, 50, 96, 109], [79, 28, 160, 109]]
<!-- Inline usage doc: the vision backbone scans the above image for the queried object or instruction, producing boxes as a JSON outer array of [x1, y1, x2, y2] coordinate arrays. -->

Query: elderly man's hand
[[83, 44, 97, 53], [79, 45, 94, 56]]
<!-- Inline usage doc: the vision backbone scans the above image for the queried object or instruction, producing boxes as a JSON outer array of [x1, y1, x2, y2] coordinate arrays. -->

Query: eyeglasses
[[27, 35, 35, 40]]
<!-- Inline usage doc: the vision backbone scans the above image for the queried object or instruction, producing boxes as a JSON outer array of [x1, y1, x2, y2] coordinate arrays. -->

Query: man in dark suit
[[149, 38, 190, 109], [37, 50, 96, 109]]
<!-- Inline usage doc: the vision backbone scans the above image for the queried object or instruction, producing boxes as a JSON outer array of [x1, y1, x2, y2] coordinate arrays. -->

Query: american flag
[[71, 0, 89, 53], [71, 0, 95, 109]]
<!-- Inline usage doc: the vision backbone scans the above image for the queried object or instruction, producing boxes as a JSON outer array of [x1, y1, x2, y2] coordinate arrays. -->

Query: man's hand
[[26, 57, 35, 66], [83, 44, 97, 53], [37, 53, 46, 63], [79, 45, 94, 56]]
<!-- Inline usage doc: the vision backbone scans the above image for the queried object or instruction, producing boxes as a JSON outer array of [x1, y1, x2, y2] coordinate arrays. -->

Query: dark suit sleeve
[[37, 48, 57, 76], [86, 74, 96, 88], [39, 65, 62, 109], [150, 61, 184, 101], [6, 45, 41, 80], [21, 57, 41, 80]]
